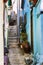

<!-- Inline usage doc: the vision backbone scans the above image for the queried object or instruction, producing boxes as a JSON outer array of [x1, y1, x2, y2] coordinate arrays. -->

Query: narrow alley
[[7, 20, 33, 65], [8, 25, 26, 65], [4, 0, 43, 65], [8, 24, 32, 65]]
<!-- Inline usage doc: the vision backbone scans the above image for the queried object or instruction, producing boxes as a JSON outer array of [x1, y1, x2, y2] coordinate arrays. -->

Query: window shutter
[[8, 0, 12, 6]]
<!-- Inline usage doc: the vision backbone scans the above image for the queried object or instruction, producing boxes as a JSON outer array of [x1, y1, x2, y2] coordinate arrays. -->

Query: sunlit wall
[[22, 0, 43, 58], [33, 2, 42, 55], [24, 0, 31, 45]]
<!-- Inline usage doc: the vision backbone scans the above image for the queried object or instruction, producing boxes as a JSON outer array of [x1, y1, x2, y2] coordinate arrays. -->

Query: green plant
[[20, 32, 27, 41]]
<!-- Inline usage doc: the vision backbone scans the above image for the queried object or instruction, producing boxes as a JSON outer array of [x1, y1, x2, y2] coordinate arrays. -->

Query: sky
[[12, 0, 22, 14], [40, 0, 43, 11]]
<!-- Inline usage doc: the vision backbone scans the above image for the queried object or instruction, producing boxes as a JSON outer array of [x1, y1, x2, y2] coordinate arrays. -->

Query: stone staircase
[[8, 25, 19, 48], [8, 24, 26, 65]]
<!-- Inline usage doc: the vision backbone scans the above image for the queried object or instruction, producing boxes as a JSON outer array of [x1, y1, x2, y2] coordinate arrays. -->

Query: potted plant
[[20, 32, 31, 53], [19, 21, 31, 53], [22, 40, 31, 53]]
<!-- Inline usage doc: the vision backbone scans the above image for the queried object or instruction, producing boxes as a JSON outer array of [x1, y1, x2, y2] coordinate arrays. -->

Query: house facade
[[22, 0, 43, 64]]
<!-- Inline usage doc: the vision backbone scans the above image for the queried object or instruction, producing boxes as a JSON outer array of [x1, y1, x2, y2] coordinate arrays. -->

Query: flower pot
[[22, 42, 31, 53]]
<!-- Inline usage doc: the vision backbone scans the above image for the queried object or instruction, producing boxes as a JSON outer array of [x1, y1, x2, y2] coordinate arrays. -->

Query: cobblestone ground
[[8, 43, 26, 65]]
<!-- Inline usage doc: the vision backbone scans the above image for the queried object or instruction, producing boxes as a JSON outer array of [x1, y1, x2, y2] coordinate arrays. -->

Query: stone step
[[8, 28, 17, 30], [8, 26, 17, 30], [8, 30, 17, 34], [8, 42, 19, 48], [8, 25, 17, 28], [9, 44, 18, 48], [8, 38, 17, 40], [9, 42, 18, 44], [8, 30, 17, 32], [8, 39, 18, 43], [8, 34, 17, 37], [8, 31, 17, 34], [8, 39, 17, 42], [8, 36, 19, 40], [8, 36, 19, 39]]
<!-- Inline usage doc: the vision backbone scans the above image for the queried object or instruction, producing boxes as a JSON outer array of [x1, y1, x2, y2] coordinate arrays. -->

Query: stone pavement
[[8, 43, 26, 65]]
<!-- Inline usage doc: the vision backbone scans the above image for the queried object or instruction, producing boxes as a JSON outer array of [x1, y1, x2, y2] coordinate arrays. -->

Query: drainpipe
[[17, 0, 20, 43], [30, 7, 34, 53]]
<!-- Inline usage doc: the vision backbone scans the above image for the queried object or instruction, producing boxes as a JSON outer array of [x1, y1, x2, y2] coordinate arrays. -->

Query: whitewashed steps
[[8, 25, 18, 44]]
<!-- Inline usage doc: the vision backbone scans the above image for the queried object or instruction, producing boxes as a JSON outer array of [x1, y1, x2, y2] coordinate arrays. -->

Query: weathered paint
[[24, 0, 43, 56], [4, 7, 9, 47], [23, 0, 31, 45], [0, 0, 4, 65], [40, 14, 43, 55], [26, 10, 31, 45]]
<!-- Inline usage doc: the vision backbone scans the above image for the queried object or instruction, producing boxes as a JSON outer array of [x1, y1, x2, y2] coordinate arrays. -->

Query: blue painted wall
[[23, 0, 43, 57], [33, 7, 38, 55], [33, 4, 42, 55], [26, 10, 31, 45], [40, 14, 43, 55], [23, 0, 31, 45]]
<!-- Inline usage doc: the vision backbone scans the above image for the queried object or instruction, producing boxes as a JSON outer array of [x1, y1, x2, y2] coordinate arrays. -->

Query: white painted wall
[[5, 7, 9, 47], [12, 0, 22, 14], [0, 0, 4, 65], [40, 0, 43, 11]]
